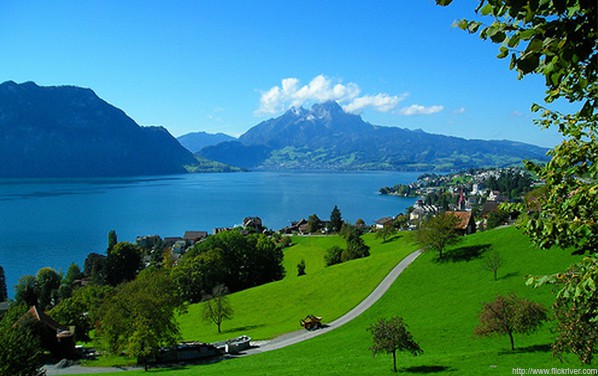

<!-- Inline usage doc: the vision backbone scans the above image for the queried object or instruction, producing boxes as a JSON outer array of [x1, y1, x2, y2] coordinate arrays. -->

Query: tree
[[475, 293, 548, 351], [375, 223, 397, 243], [171, 248, 225, 303], [35, 267, 61, 310], [177, 230, 285, 298], [415, 213, 461, 259], [202, 284, 233, 334], [324, 245, 344, 266], [437, 0, 597, 363], [307, 213, 322, 233], [104, 242, 143, 286], [531, 256, 598, 365], [84, 252, 107, 285], [0, 265, 7, 302], [482, 250, 503, 281], [0, 304, 44, 376], [107, 229, 118, 252], [96, 268, 182, 366], [367, 316, 423, 372], [340, 224, 370, 262], [49, 283, 114, 342], [486, 209, 510, 230], [14, 275, 38, 307], [58, 262, 84, 300], [297, 258, 306, 276], [329, 205, 343, 233]]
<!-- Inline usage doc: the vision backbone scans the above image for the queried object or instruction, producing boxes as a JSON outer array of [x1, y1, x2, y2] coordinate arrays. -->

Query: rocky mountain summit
[[199, 101, 549, 171]]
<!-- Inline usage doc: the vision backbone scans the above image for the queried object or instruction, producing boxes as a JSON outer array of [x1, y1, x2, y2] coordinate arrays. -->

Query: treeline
[[379, 183, 418, 197], [482, 170, 533, 199], [0, 227, 287, 370], [172, 230, 285, 303]]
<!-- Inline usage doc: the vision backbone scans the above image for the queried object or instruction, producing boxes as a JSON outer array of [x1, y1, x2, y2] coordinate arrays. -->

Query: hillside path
[[44, 249, 422, 374], [241, 248, 422, 355]]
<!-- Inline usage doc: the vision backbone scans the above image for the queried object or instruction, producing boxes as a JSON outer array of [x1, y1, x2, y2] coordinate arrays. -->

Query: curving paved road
[[242, 249, 422, 355], [44, 249, 422, 374]]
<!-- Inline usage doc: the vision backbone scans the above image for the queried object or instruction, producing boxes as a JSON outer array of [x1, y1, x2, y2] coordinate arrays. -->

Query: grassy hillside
[[178, 233, 417, 343], [76, 227, 587, 375]]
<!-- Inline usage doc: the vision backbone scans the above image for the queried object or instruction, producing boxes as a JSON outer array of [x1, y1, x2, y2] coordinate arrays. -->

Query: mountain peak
[[311, 100, 343, 113], [0, 81, 210, 177]]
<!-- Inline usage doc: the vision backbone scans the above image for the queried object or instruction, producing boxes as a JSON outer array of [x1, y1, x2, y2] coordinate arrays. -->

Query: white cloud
[[454, 107, 466, 114], [255, 74, 405, 116], [399, 104, 444, 116], [343, 93, 408, 114]]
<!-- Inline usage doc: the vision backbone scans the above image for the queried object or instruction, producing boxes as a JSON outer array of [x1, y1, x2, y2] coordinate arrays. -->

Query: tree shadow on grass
[[437, 244, 492, 263], [381, 233, 404, 244], [402, 365, 455, 373], [498, 271, 520, 280], [223, 324, 265, 334], [499, 343, 552, 355]]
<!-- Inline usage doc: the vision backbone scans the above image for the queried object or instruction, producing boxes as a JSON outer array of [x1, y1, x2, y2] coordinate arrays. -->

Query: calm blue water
[[0, 171, 419, 297]]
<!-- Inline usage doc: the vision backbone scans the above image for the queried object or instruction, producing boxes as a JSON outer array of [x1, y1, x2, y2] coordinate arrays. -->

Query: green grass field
[[178, 233, 417, 343], [75, 227, 590, 375]]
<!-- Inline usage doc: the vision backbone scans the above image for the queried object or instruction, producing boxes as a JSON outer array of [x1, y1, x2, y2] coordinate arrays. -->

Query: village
[[130, 167, 537, 269]]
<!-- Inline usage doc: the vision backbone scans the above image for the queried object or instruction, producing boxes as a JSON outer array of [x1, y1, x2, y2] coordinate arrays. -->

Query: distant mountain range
[[198, 101, 549, 171], [0, 81, 549, 178], [177, 131, 236, 153], [0, 81, 236, 178]]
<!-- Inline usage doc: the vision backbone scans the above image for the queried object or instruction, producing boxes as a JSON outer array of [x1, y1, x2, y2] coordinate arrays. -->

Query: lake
[[0, 171, 420, 297]]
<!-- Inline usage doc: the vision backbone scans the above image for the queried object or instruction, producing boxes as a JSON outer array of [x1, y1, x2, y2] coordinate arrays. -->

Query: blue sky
[[1, 0, 564, 147]]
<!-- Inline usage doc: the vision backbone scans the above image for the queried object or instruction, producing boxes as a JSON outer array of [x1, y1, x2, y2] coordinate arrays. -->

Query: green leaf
[[507, 34, 521, 48], [480, 3, 493, 16], [455, 19, 468, 31], [497, 46, 509, 59], [518, 53, 540, 74], [490, 31, 506, 43]]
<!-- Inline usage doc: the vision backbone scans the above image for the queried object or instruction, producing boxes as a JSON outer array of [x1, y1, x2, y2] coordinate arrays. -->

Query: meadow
[[77, 227, 590, 375]]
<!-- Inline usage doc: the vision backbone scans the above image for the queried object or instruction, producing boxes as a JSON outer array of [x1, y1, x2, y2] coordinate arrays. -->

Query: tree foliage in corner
[[367, 316, 423, 372], [437, 0, 597, 364], [0, 304, 44, 376]]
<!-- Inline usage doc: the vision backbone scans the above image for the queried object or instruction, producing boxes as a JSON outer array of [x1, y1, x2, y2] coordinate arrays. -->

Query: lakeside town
[[128, 167, 536, 269]]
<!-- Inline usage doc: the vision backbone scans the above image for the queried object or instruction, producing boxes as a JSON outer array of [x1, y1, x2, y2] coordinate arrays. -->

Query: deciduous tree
[[14, 275, 38, 307], [367, 316, 423, 372], [104, 242, 143, 286], [96, 268, 182, 365], [375, 223, 397, 243], [202, 284, 233, 334], [415, 212, 461, 259], [35, 267, 61, 309], [482, 250, 503, 281], [84, 252, 107, 285], [436, 0, 597, 363], [58, 262, 84, 300], [0, 304, 44, 376], [530, 256, 598, 365], [324, 245, 344, 267], [49, 283, 114, 342], [475, 293, 547, 351]]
